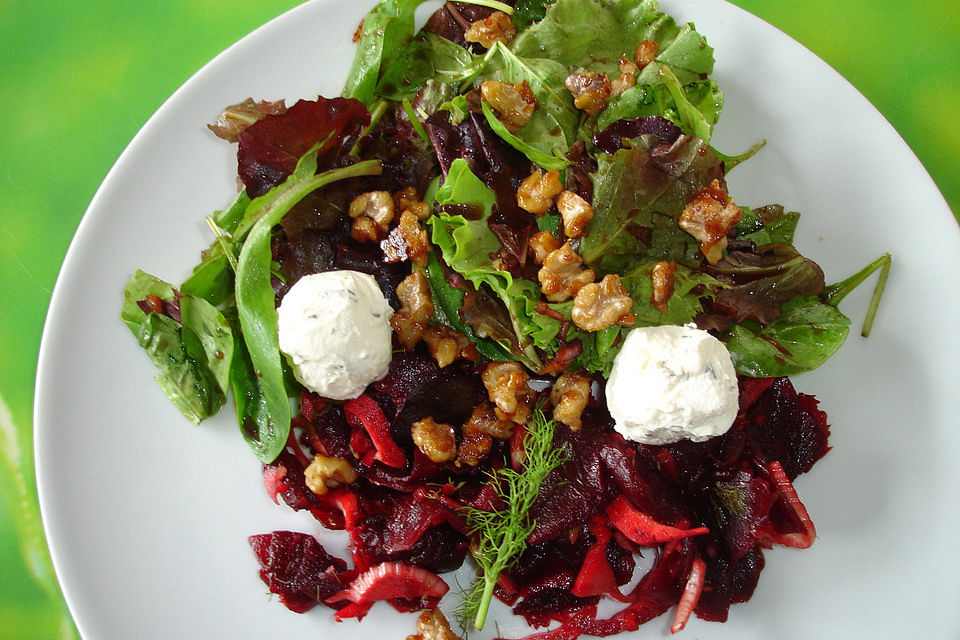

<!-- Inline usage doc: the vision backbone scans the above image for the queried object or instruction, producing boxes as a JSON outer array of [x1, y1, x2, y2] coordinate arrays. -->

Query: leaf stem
[[474, 573, 497, 630], [821, 252, 891, 337], [349, 99, 388, 156], [455, 0, 514, 15]]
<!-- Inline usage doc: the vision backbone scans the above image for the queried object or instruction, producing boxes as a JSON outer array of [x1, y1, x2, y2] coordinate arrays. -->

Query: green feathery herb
[[455, 406, 565, 631]]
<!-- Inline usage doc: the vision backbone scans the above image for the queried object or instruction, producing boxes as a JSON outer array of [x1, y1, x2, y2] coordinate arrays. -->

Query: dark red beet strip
[[344, 394, 407, 468], [670, 557, 706, 634], [764, 460, 816, 548]]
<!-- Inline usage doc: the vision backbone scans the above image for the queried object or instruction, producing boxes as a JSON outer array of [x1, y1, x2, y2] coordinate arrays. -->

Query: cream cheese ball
[[278, 270, 393, 401], [606, 324, 739, 445]]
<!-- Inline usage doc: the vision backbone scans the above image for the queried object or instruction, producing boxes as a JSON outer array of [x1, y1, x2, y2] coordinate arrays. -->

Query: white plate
[[35, 0, 960, 638]]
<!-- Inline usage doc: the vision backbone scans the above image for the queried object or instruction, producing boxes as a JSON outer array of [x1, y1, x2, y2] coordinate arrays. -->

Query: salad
[[121, 0, 890, 637]]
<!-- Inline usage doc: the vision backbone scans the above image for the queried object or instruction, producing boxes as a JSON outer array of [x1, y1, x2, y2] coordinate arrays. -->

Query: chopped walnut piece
[[557, 190, 594, 238], [407, 609, 462, 640], [423, 325, 475, 368], [394, 186, 431, 221], [550, 371, 592, 430], [481, 80, 538, 132], [304, 454, 357, 495], [481, 362, 534, 425], [650, 260, 676, 314], [455, 426, 492, 468], [466, 401, 515, 440], [678, 179, 743, 264], [610, 58, 638, 96], [633, 39, 660, 69], [571, 274, 635, 332], [538, 241, 595, 303], [390, 271, 434, 350], [349, 191, 396, 242], [381, 211, 430, 266], [412, 418, 458, 463], [564, 71, 612, 116], [517, 169, 563, 215], [464, 10, 516, 48], [529, 230, 562, 264]]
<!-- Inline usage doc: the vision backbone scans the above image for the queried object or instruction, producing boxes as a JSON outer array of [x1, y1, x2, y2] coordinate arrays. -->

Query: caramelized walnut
[[304, 454, 357, 495], [528, 230, 562, 264], [463, 10, 516, 48], [550, 371, 592, 430], [481, 362, 534, 425], [394, 186, 431, 221], [610, 58, 638, 96], [557, 190, 594, 238], [633, 39, 660, 69], [381, 211, 430, 266], [406, 609, 462, 640], [349, 191, 395, 242], [650, 260, 676, 314], [564, 71, 612, 116], [390, 271, 435, 350], [411, 418, 458, 463], [481, 80, 538, 132], [517, 169, 563, 215], [423, 325, 475, 368], [465, 401, 515, 440], [678, 179, 742, 264], [571, 274, 635, 331], [538, 241, 595, 303]]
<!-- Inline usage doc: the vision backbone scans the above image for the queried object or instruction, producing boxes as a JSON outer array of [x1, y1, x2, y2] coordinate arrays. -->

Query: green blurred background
[[0, 1, 956, 638]]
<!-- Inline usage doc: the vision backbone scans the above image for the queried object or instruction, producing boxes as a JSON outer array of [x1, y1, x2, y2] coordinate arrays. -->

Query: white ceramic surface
[[35, 0, 960, 638]]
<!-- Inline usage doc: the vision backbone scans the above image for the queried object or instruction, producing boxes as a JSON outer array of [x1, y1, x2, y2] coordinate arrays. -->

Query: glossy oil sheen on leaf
[[724, 296, 851, 377]]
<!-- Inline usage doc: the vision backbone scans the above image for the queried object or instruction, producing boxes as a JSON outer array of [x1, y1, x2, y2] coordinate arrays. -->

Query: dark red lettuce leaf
[[238, 96, 370, 197], [249, 531, 354, 613], [705, 243, 826, 325], [422, 1, 498, 52], [592, 116, 683, 155]]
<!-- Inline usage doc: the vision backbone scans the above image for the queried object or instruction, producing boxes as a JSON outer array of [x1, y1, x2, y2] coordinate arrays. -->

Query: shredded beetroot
[[670, 557, 706, 633], [344, 394, 407, 468], [329, 562, 449, 621], [252, 356, 831, 638], [606, 496, 710, 546]]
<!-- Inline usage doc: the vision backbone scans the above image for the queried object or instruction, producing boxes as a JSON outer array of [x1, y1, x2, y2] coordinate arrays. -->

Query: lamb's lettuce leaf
[[122, 270, 233, 424], [736, 205, 801, 245], [344, 0, 432, 105], [234, 147, 382, 462], [377, 32, 481, 101], [723, 296, 851, 377]]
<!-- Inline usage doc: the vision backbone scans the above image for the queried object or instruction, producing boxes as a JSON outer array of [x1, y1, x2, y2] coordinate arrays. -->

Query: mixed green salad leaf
[[122, 0, 889, 470]]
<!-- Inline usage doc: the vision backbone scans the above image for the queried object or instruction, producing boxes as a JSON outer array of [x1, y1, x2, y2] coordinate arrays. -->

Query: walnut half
[[481, 80, 538, 132], [571, 274, 635, 331], [411, 418, 457, 463], [481, 362, 534, 425], [678, 179, 742, 264], [390, 271, 434, 349], [304, 454, 357, 495], [538, 241, 595, 303], [551, 371, 592, 430], [464, 11, 516, 48]]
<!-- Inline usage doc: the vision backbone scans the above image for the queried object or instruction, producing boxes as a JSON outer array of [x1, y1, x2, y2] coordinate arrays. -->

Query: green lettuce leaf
[[511, 0, 713, 81], [344, 0, 431, 105], [377, 32, 481, 101], [475, 42, 578, 163], [724, 296, 851, 377], [735, 204, 801, 245], [428, 159, 544, 368], [122, 270, 233, 424]]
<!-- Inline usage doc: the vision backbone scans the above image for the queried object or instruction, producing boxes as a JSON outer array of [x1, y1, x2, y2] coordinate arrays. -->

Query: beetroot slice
[[759, 460, 817, 548], [571, 517, 629, 602], [249, 531, 353, 613], [606, 496, 710, 546], [329, 561, 449, 621], [344, 394, 407, 468]]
